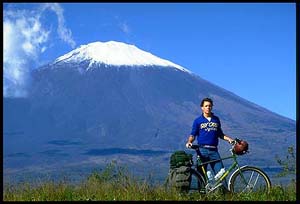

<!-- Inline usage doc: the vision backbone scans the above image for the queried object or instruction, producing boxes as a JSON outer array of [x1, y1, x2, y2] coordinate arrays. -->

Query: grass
[[3, 162, 296, 201]]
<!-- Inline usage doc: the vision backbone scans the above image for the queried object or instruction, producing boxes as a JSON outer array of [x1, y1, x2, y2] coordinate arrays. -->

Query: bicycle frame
[[193, 148, 248, 191]]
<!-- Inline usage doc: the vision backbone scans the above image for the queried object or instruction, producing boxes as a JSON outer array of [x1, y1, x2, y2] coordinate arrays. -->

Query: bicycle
[[187, 138, 272, 195]]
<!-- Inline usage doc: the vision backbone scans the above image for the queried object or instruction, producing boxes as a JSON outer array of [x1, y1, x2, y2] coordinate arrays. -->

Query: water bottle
[[214, 168, 226, 180], [206, 171, 213, 183]]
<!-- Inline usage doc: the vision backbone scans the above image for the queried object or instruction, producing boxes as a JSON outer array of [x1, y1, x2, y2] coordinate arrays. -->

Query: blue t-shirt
[[190, 113, 225, 146]]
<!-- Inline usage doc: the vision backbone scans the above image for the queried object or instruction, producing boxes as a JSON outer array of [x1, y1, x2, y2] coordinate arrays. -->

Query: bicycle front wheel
[[229, 166, 271, 194]]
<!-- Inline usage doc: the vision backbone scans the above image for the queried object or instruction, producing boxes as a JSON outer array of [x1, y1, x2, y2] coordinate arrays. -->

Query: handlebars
[[187, 138, 243, 154], [189, 144, 200, 149], [230, 138, 242, 145]]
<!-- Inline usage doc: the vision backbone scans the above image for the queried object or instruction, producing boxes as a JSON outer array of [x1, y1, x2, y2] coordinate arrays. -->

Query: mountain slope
[[3, 41, 296, 184]]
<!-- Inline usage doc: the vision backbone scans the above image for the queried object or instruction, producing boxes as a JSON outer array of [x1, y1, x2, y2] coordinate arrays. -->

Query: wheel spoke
[[229, 166, 271, 194]]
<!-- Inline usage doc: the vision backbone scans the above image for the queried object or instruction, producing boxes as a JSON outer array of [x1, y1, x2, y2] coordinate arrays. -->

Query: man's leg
[[198, 148, 210, 192], [209, 149, 229, 193]]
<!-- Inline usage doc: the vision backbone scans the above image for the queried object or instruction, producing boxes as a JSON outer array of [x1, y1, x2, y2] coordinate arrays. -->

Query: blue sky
[[3, 3, 296, 120]]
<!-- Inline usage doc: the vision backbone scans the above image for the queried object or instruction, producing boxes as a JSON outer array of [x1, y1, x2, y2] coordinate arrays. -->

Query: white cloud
[[4, 17, 33, 97], [3, 3, 76, 97], [119, 22, 130, 34], [40, 3, 76, 48], [114, 15, 131, 35]]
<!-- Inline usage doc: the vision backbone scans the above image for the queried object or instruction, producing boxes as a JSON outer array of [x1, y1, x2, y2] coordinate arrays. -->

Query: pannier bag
[[167, 150, 193, 192], [170, 150, 193, 169], [174, 166, 192, 191]]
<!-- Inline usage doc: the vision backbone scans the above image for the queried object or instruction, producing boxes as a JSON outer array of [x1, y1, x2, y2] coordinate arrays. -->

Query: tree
[[275, 145, 296, 178]]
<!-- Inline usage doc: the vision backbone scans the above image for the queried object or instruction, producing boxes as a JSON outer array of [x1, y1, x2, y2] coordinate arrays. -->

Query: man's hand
[[228, 138, 236, 145], [224, 135, 234, 145], [186, 142, 192, 148], [186, 135, 194, 148]]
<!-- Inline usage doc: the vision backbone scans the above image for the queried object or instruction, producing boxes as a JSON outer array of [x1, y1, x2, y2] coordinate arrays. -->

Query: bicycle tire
[[228, 166, 271, 194], [188, 169, 206, 194]]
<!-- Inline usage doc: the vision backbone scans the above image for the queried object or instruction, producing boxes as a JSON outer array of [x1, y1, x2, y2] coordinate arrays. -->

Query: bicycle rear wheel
[[229, 166, 271, 194], [188, 169, 206, 194]]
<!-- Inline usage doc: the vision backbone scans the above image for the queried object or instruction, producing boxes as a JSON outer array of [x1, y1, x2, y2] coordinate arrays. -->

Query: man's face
[[201, 101, 212, 115]]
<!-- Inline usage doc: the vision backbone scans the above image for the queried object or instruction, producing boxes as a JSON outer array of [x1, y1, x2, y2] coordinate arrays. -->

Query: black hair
[[200, 97, 213, 107]]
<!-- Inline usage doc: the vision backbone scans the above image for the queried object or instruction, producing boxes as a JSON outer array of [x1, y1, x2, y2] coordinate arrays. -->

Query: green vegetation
[[275, 145, 296, 178], [3, 160, 296, 201]]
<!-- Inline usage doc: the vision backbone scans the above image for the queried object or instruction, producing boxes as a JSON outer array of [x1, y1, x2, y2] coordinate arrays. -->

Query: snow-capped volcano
[[53, 41, 191, 73], [4, 39, 296, 185]]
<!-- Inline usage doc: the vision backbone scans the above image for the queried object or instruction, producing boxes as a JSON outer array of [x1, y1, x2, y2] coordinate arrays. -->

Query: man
[[186, 97, 234, 182]]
